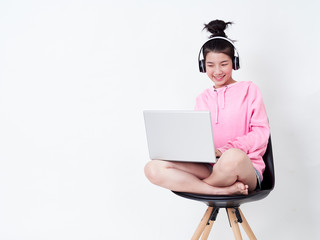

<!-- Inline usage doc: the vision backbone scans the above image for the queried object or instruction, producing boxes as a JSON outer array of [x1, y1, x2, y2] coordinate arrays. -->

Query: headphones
[[198, 36, 240, 72]]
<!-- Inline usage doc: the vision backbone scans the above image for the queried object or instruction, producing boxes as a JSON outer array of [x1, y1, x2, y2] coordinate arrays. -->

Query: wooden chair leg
[[200, 207, 219, 240], [191, 207, 213, 240], [227, 208, 243, 240], [200, 218, 214, 240], [191, 207, 256, 240], [238, 208, 257, 240]]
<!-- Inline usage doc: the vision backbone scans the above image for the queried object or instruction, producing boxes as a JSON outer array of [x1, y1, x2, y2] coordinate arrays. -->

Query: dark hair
[[202, 20, 235, 61]]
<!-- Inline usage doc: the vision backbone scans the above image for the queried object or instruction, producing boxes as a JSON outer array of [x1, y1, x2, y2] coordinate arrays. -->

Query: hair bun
[[203, 20, 233, 38]]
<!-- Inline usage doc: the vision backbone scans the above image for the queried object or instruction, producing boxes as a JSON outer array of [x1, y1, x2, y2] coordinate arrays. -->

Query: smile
[[213, 75, 225, 81]]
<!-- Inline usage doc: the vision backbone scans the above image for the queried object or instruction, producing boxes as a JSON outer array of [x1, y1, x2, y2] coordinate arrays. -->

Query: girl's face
[[205, 52, 235, 88]]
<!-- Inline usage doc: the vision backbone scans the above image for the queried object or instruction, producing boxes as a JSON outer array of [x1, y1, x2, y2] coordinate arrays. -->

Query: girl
[[144, 20, 270, 195]]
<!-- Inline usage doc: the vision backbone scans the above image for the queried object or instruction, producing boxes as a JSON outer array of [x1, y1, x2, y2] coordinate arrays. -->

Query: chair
[[172, 136, 275, 240]]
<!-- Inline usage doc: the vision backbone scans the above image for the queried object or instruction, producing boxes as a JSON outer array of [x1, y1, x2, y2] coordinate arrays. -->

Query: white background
[[0, 0, 319, 239]]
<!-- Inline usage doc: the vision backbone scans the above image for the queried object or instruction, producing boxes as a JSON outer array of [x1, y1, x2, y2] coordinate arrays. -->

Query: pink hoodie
[[195, 81, 270, 180]]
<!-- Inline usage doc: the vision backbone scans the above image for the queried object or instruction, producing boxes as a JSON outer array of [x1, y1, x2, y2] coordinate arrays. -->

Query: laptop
[[143, 110, 216, 163]]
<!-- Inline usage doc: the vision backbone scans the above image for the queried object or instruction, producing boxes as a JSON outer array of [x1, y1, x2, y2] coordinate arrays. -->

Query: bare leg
[[203, 148, 257, 192], [144, 160, 248, 195]]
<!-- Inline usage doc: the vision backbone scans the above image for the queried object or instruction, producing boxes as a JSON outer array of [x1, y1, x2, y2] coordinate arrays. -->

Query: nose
[[213, 66, 222, 75]]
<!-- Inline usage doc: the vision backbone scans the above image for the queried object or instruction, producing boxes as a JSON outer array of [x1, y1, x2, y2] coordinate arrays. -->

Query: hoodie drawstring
[[214, 85, 228, 124], [214, 89, 219, 124], [221, 86, 227, 109]]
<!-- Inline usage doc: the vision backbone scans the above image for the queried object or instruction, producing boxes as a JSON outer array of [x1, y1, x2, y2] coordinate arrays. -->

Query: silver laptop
[[143, 110, 216, 163]]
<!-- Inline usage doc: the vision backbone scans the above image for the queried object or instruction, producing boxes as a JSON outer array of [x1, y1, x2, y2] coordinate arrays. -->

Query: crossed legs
[[144, 148, 257, 195]]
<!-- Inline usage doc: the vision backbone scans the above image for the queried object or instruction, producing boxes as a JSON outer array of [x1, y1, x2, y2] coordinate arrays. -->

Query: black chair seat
[[173, 189, 272, 208]]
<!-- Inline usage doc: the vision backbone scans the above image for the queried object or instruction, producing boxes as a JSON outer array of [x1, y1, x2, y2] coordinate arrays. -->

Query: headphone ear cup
[[233, 56, 240, 70], [199, 59, 206, 72]]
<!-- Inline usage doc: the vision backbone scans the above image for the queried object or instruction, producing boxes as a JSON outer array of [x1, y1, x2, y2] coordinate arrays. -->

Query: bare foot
[[227, 182, 249, 195], [207, 182, 249, 195]]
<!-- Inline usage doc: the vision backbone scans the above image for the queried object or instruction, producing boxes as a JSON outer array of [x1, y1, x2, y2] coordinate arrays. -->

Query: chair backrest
[[261, 136, 275, 190]]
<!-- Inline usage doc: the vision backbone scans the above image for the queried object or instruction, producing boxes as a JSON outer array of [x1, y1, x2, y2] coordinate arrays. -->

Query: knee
[[218, 148, 248, 171], [223, 148, 247, 159], [144, 160, 168, 185]]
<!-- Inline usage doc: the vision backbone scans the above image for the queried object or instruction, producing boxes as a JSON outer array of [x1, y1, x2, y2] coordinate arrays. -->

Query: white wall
[[0, 0, 319, 239]]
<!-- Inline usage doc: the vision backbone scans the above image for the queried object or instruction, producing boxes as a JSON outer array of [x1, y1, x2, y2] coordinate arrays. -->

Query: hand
[[215, 149, 222, 158]]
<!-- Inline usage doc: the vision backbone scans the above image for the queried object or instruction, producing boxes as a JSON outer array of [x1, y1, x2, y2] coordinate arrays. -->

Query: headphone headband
[[198, 36, 240, 72]]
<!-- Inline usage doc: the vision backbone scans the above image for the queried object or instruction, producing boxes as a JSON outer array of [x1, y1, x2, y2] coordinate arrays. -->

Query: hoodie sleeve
[[217, 83, 270, 157]]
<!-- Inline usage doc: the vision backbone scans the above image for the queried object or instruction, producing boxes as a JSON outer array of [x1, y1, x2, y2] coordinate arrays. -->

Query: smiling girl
[[144, 20, 270, 195]]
